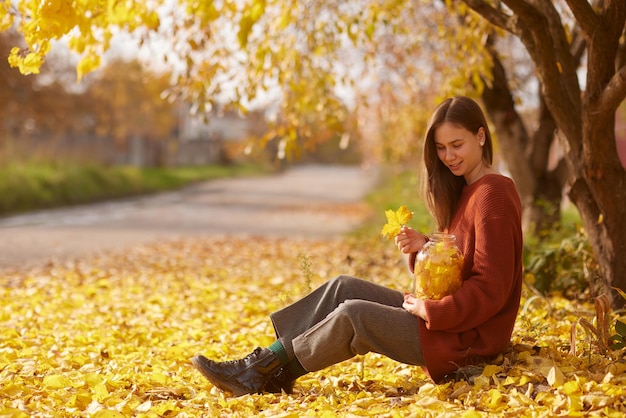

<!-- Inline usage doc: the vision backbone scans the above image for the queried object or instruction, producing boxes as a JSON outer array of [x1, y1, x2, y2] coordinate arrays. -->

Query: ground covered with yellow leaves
[[1, 236, 625, 417]]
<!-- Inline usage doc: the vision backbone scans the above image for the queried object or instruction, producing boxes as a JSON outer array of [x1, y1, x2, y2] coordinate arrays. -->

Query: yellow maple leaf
[[381, 205, 413, 239]]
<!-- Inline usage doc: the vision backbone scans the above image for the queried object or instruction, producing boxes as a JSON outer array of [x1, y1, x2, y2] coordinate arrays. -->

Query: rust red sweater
[[410, 174, 523, 382]]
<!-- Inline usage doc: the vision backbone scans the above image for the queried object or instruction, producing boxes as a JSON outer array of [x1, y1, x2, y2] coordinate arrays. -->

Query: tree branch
[[569, 27, 587, 64], [500, 1, 581, 101], [538, 0, 581, 83], [598, 65, 626, 114], [500, 0, 542, 22], [563, 0, 600, 38], [584, 0, 626, 110], [462, 0, 515, 32], [481, 0, 583, 158], [530, 94, 558, 175]]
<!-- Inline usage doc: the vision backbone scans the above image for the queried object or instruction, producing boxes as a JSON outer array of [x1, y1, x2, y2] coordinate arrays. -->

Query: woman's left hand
[[402, 292, 426, 319]]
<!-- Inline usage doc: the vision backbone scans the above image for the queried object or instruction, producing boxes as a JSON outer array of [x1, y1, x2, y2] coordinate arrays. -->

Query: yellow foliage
[[8, 47, 43, 75], [1, 236, 626, 416], [0, 3, 14, 31], [1, 0, 504, 165], [6, 0, 160, 79], [76, 52, 101, 82], [381, 205, 413, 239]]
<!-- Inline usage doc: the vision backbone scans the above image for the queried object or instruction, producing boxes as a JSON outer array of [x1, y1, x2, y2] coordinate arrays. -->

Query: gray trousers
[[270, 275, 425, 372]]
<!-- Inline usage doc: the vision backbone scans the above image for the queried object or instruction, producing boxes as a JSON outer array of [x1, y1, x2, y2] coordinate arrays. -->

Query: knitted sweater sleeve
[[421, 179, 522, 332]]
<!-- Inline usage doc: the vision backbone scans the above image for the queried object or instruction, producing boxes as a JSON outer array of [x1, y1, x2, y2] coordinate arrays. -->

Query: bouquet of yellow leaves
[[381, 206, 463, 299]]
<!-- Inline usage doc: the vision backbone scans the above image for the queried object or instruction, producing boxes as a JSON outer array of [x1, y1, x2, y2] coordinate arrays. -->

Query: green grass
[[351, 166, 435, 240], [0, 162, 271, 216]]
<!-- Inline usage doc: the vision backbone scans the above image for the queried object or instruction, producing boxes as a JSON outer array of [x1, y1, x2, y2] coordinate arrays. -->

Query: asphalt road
[[0, 164, 378, 271]]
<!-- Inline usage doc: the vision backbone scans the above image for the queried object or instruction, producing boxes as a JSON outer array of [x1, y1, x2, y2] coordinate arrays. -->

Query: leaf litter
[[1, 236, 625, 417]]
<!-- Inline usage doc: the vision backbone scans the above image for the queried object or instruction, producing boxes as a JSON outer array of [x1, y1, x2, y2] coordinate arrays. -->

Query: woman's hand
[[403, 292, 426, 319], [394, 226, 427, 254]]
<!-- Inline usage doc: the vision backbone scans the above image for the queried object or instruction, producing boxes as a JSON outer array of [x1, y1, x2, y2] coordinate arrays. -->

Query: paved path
[[0, 165, 377, 271]]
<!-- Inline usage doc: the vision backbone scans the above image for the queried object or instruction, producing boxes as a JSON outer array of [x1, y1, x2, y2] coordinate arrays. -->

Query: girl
[[192, 96, 523, 396]]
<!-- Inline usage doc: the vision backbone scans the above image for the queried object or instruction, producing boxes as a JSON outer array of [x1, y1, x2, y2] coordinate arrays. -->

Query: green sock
[[268, 340, 289, 366], [268, 340, 308, 378]]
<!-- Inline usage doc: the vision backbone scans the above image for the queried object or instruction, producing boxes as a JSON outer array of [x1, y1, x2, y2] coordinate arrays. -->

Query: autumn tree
[[0, 31, 35, 140], [1, 0, 489, 155], [0, 31, 95, 157], [85, 58, 178, 153], [459, 0, 626, 306], [0, 31, 178, 164]]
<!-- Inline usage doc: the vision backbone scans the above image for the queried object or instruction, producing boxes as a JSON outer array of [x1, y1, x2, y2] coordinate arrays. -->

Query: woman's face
[[434, 122, 486, 184]]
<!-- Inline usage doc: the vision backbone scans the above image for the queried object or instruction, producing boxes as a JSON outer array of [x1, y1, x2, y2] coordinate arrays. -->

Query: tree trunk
[[564, 1, 626, 308], [568, 115, 626, 308], [480, 40, 565, 235]]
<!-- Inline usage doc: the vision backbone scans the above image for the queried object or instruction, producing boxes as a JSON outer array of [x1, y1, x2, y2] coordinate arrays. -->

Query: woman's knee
[[330, 300, 377, 355], [334, 299, 368, 319], [328, 275, 365, 301], [327, 275, 357, 293], [330, 274, 359, 286]]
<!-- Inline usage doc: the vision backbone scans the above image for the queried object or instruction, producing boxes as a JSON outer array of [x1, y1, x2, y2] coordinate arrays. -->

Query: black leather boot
[[264, 366, 295, 394], [191, 347, 283, 396]]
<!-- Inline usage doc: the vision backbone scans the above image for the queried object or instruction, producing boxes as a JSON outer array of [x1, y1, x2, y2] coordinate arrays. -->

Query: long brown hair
[[423, 96, 494, 230]]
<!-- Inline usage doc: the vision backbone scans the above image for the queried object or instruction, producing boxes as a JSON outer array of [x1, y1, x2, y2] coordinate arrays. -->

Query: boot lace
[[218, 347, 263, 366]]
